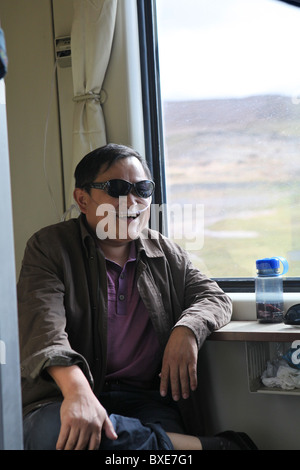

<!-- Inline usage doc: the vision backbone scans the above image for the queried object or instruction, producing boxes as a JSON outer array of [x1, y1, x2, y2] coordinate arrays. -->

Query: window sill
[[208, 292, 300, 342], [209, 320, 300, 342], [228, 292, 300, 321]]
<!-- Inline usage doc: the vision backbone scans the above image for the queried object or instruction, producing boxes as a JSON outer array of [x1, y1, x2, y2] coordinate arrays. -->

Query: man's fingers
[[179, 362, 197, 399], [58, 426, 81, 450], [188, 362, 198, 392], [160, 327, 199, 401], [57, 423, 105, 450], [160, 362, 192, 401], [56, 424, 71, 450], [103, 415, 118, 441], [87, 431, 102, 451], [56, 415, 113, 450], [159, 363, 170, 397], [160, 362, 198, 402], [169, 364, 181, 401], [179, 364, 191, 400]]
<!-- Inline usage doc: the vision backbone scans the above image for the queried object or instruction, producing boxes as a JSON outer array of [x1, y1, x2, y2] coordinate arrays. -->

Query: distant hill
[[162, 95, 300, 131], [161, 95, 300, 186], [160, 95, 300, 277]]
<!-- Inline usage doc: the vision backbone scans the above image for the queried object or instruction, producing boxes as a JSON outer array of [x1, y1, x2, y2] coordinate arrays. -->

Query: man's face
[[74, 156, 152, 244]]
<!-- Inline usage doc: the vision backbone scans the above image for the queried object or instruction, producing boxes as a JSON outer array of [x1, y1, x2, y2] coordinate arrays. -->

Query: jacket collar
[[78, 214, 98, 257], [136, 229, 165, 259]]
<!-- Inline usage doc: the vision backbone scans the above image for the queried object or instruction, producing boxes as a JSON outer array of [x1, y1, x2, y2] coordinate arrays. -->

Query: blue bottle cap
[[256, 257, 289, 275]]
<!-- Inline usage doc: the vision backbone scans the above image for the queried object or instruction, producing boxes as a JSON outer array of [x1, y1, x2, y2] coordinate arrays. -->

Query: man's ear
[[73, 188, 89, 214]]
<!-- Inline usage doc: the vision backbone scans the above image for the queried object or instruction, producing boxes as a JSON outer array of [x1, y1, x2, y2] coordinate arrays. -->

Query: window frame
[[136, 0, 300, 293], [136, 0, 167, 210]]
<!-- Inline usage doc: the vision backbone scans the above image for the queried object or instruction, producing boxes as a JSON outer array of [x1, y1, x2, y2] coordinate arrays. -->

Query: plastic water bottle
[[255, 257, 289, 323]]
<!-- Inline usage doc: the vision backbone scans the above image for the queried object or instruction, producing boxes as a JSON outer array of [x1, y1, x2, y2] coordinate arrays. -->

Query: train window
[[152, 0, 300, 283]]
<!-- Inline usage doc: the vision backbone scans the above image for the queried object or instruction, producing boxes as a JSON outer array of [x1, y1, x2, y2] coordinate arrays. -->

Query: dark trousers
[[23, 388, 185, 450]]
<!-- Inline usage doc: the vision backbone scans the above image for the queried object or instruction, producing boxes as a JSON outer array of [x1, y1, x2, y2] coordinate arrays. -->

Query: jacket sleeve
[[174, 257, 232, 349], [17, 231, 93, 385]]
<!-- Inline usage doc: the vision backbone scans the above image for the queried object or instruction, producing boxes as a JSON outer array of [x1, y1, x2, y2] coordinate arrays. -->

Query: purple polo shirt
[[104, 242, 161, 388]]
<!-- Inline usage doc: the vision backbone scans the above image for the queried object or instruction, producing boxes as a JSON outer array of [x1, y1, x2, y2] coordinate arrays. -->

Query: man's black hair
[[74, 143, 152, 192]]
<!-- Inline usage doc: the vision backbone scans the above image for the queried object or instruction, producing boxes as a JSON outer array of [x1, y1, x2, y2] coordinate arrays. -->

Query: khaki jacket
[[18, 215, 232, 431]]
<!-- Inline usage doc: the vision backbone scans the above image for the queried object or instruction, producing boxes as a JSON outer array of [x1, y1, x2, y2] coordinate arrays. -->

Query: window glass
[[156, 0, 300, 278]]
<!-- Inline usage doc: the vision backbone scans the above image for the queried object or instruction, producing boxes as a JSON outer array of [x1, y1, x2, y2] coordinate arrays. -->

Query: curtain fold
[[68, 0, 118, 209]]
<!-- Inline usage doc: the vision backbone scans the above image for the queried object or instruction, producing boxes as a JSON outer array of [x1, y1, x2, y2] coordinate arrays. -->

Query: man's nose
[[126, 191, 140, 206]]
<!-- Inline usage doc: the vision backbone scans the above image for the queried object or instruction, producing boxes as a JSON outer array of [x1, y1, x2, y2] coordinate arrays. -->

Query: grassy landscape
[[162, 95, 300, 278]]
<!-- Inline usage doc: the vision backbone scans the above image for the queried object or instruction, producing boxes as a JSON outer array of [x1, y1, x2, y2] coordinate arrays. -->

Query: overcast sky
[[156, 0, 300, 100], [1, 1, 299, 104]]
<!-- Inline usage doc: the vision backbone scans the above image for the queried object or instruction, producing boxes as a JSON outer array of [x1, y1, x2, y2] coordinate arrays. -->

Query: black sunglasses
[[87, 179, 155, 199]]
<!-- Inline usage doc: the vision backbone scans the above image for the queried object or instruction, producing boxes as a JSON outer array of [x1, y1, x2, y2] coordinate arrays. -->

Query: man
[[18, 144, 255, 450]]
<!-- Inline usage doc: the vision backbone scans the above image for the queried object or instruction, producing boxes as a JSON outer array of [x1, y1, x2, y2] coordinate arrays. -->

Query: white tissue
[[261, 359, 300, 390]]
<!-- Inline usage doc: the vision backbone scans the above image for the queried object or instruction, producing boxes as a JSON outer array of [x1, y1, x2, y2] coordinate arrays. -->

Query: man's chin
[[95, 213, 148, 242]]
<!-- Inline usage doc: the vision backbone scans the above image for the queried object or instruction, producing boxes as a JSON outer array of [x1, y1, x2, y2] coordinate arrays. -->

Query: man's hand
[[160, 326, 198, 401], [47, 365, 117, 450]]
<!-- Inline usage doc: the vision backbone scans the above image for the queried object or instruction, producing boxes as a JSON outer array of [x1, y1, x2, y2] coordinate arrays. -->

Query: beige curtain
[[67, 0, 118, 209]]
